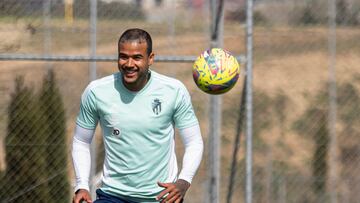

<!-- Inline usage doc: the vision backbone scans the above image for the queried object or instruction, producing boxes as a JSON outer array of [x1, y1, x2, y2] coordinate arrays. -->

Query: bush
[[74, 0, 145, 20], [226, 8, 267, 25], [3, 76, 50, 202], [2, 72, 70, 202], [39, 70, 70, 202], [290, 0, 360, 26], [0, 0, 145, 20]]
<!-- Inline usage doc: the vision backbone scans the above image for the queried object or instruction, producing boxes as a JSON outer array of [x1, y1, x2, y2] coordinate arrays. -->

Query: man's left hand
[[156, 179, 190, 203]]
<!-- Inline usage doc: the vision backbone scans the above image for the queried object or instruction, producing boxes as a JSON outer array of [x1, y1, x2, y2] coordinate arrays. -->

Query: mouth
[[122, 68, 138, 78]]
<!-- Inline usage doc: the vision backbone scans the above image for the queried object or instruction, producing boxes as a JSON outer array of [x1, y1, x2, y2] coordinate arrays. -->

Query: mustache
[[118, 64, 137, 70]]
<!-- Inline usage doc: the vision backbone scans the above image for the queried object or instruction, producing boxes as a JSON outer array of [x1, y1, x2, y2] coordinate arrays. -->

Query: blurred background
[[0, 0, 359, 202]]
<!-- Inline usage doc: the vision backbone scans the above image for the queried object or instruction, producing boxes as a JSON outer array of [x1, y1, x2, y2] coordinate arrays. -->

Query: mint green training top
[[76, 70, 198, 202]]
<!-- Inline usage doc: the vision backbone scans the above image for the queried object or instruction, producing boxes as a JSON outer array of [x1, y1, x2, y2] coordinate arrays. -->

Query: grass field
[[1, 17, 360, 202]]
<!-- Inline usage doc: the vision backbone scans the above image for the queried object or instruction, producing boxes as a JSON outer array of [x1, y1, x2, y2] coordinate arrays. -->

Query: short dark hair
[[118, 28, 152, 56]]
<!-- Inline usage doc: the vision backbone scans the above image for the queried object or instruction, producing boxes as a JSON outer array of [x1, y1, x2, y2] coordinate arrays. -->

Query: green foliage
[[0, 0, 64, 17], [3, 76, 50, 202], [311, 109, 329, 196], [0, 0, 145, 20], [39, 69, 70, 202], [273, 90, 289, 137], [336, 0, 360, 25], [336, 81, 360, 203], [226, 8, 267, 25], [253, 89, 291, 150], [292, 79, 360, 201], [251, 90, 295, 201], [99, 1, 145, 20], [73, 0, 145, 20], [297, 3, 325, 25], [337, 82, 360, 159], [337, 0, 348, 24], [2, 72, 70, 202], [0, 170, 4, 197], [226, 8, 246, 23], [253, 91, 273, 149], [337, 83, 360, 124], [291, 0, 360, 26], [253, 10, 268, 25], [292, 85, 329, 200]]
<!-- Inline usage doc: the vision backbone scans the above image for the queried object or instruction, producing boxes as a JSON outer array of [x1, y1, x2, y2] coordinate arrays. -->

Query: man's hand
[[73, 189, 92, 203], [156, 179, 190, 203]]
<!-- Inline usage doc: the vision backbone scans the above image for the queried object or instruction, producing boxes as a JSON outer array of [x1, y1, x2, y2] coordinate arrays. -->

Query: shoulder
[[84, 73, 119, 94], [151, 71, 188, 92], [87, 73, 118, 91], [81, 73, 119, 100]]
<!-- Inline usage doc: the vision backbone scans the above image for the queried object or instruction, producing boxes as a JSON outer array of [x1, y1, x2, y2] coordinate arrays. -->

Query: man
[[72, 28, 203, 203]]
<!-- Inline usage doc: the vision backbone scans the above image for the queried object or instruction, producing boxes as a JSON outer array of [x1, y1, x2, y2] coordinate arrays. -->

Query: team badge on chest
[[152, 98, 162, 115]]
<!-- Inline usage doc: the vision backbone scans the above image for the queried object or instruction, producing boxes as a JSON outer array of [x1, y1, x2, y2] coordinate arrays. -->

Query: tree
[[39, 69, 70, 202], [293, 86, 329, 202], [3, 76, 50, 202], [337, 82, 360, 203]]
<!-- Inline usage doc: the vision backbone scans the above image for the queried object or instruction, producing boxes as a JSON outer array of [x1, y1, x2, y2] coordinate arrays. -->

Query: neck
[[123, 71, 151, 92]]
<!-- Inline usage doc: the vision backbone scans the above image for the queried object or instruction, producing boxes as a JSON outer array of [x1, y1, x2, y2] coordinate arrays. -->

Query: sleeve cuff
[[74, 184, 90, 193], [178, 173, 193, 184]]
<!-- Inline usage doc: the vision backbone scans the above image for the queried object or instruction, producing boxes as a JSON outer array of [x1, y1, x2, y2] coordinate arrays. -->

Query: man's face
[[118, 40, 154, 91]]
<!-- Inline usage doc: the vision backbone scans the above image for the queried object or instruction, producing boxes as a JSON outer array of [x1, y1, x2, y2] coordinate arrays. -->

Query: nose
[[125, 58, 135, 67]]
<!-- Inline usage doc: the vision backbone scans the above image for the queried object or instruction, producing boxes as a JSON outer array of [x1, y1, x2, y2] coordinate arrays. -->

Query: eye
[[133, 55, 142, 61], [119, 54, 128, 60]]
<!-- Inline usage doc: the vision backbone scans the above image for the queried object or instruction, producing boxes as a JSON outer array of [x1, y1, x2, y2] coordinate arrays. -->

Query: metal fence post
[[90, 0, 97, 200], [208, 0, 223, 203], [43, 0, 52, 70], [245, 0, 253, 203], [328, 0, 338, 202]]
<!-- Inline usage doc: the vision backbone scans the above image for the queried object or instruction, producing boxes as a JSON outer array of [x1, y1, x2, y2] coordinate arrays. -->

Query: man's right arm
[[72, 125, 95, 203]]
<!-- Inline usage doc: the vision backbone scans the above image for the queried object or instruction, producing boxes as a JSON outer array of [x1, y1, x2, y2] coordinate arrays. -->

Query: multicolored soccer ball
[[192, 48, 240, 94]]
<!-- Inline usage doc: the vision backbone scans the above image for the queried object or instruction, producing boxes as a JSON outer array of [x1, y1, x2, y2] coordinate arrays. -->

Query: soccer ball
[[192, 48, 240, 95]]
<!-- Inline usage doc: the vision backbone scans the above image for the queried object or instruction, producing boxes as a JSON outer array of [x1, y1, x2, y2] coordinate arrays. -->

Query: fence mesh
[[0, 0, 360, 203]]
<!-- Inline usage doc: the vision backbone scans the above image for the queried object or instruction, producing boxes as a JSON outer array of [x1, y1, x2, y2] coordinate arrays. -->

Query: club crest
[[152, 98, 162, 115]]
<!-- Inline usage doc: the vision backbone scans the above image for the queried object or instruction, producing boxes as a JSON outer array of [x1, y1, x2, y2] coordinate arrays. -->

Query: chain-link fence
[[247, 0, 360, 202], [0, 0, 360, 203]]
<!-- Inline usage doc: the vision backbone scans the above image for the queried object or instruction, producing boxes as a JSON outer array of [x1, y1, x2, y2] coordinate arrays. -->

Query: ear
[[148, 52, 155, 66]]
